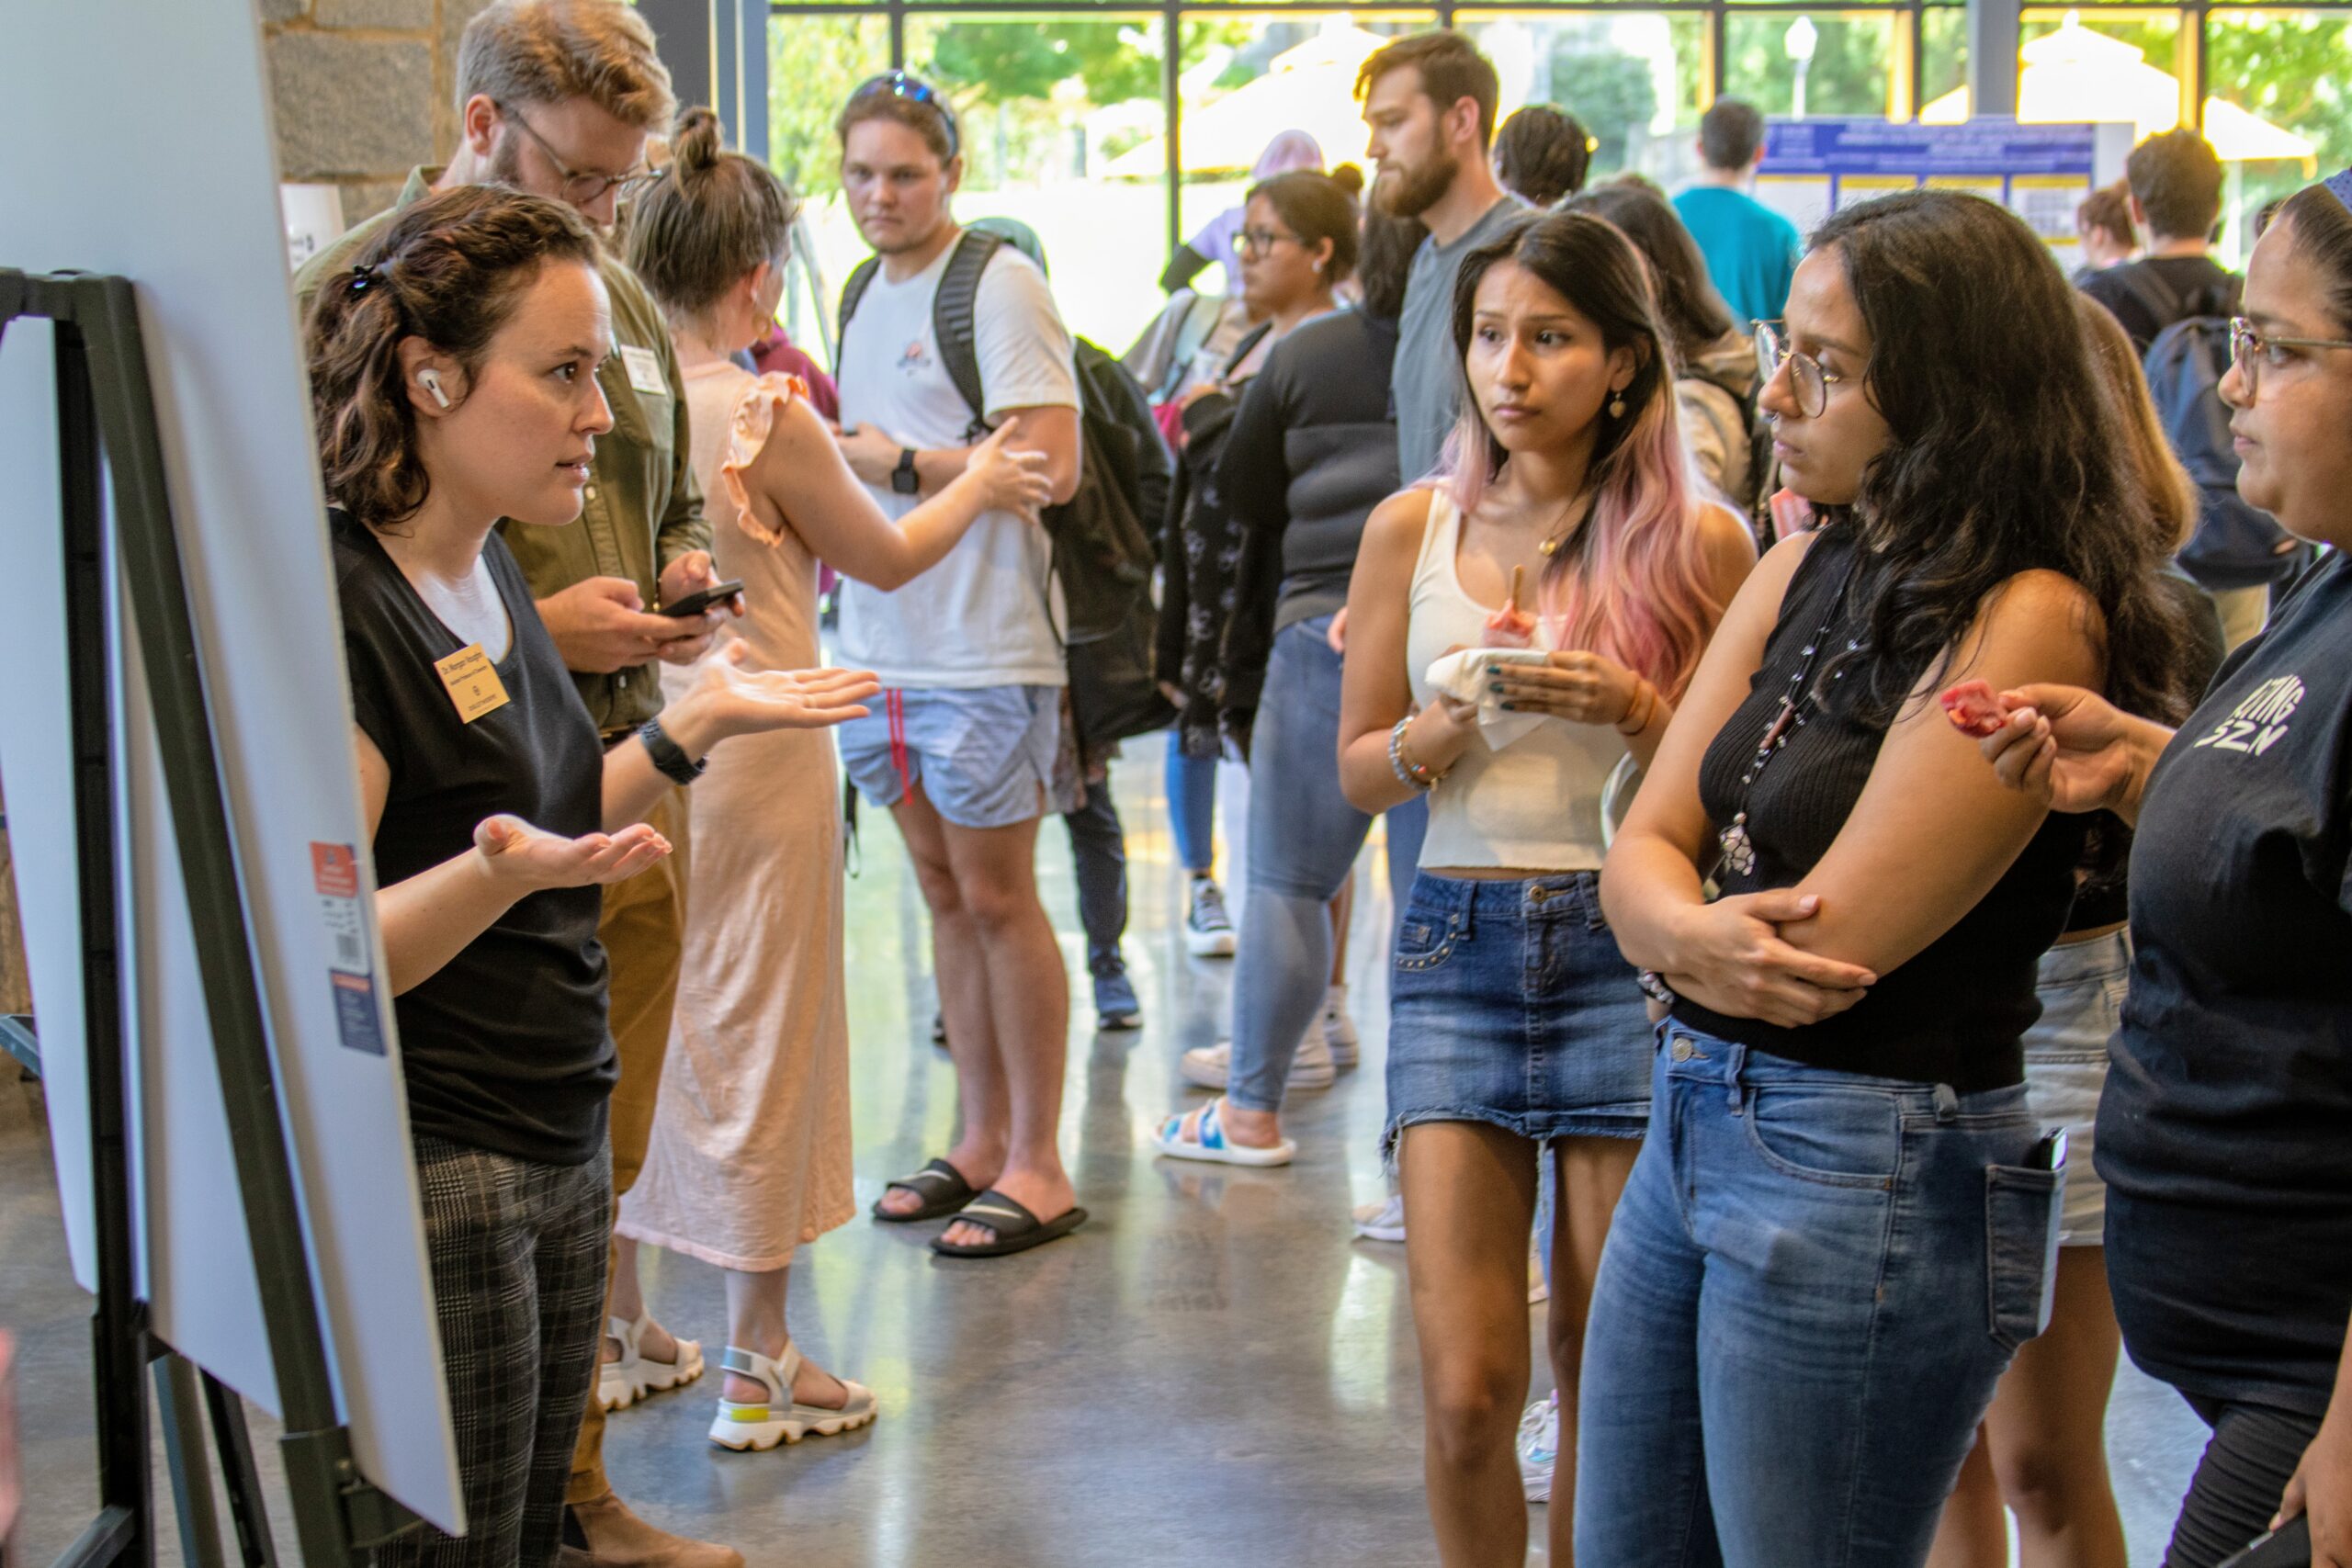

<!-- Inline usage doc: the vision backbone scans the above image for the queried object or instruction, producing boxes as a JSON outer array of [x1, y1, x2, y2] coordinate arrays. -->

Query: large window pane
[[767, 13, 892, 370], [2017, 9, 2184, 131], [2205, 10, 2349, 265], [1168, 13, 1437, 299], [1459, 11, 1709, 189], [899, 12, 1171, 351], [1920, 6, 1968, 109], [1724, 12, 1902, 121]]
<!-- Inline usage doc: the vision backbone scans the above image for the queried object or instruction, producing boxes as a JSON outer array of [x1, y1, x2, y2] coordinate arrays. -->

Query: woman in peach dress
[[612, 108, 1049, 1453]]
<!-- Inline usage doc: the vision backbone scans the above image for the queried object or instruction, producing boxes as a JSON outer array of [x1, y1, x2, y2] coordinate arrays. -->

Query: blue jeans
[[1227, 617, 1429, 1113], [1061, 775, 1126, 973], [1577, 1027, 2058, 1568], [1165, 730, 1217, 875]]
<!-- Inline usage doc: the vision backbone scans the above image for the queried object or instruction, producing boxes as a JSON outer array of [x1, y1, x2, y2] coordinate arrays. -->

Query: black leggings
[[2163, 1393, 2323, 1568]]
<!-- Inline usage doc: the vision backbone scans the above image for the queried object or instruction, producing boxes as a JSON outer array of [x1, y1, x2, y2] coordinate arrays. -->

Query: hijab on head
[[1251, 129, 1325, 183]]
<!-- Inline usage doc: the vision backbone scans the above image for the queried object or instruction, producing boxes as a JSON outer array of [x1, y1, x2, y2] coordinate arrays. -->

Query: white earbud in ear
[[419, 368, 451, 409]]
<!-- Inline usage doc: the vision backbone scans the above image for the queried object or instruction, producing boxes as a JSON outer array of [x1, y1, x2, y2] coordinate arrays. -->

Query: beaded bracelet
[[1388, 716, 1439, 790]]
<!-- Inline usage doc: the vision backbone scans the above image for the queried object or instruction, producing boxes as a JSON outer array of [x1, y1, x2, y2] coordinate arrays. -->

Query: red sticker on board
[[311, 842, 358, 899]]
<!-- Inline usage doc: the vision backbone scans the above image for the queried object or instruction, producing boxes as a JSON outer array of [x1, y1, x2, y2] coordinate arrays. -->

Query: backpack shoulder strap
[[836, 255, 881, 348], [2113, 262, 2184, 333], [933, 229, 1004, 438]]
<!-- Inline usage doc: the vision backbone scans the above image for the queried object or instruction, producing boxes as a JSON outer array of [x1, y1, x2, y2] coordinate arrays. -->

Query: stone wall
[[262, 0, 498, 226]]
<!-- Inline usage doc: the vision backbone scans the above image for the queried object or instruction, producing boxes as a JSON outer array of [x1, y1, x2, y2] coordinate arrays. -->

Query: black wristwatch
[[890, 446, 920, 495], [637, 716, 707, 785]]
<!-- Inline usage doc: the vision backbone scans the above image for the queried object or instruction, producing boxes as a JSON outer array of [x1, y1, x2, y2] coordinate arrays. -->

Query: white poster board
[[0, 0, 462, 1534]]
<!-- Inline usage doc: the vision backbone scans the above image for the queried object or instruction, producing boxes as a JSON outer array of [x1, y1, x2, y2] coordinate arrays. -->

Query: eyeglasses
[[1237, 227, 1302, 260], [1753, 321, 1851, 420], [2228, 315, 2352, 400], [499, 104, 660, 208], [849, 71, 960, 158]]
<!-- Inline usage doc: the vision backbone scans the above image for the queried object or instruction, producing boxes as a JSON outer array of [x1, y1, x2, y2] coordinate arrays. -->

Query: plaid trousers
[[381, 1134, 612, 1568]]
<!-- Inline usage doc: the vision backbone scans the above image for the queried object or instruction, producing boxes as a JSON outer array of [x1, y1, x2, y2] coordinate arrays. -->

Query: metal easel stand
[[0, 268, 418, 1568]]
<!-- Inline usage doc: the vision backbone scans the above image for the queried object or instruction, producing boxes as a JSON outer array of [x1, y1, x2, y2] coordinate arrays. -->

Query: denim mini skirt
[[1385, 870, 1654, 1162]]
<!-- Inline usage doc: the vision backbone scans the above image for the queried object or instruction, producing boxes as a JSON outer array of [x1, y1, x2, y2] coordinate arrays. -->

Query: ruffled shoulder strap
[[718, 370, 810, 547]]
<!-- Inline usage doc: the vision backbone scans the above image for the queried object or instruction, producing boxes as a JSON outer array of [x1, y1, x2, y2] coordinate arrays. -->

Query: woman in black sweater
[[1151, 209, 1427, 1165]]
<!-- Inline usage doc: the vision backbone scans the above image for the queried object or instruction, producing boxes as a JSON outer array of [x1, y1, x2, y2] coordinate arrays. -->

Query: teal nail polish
[[1488, 682, 1504, 694]]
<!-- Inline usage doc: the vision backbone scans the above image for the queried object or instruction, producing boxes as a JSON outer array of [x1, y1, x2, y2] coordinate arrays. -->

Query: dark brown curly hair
[[305, 185, 599, 531]]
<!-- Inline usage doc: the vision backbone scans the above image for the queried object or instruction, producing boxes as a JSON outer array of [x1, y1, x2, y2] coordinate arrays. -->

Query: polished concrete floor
[[5, 758, 2215, 1566]]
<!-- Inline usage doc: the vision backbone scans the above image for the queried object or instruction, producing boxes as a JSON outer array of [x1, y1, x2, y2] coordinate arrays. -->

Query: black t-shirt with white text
[[2102, 549, 2352, 1416], [333, 510, 615, 1166]]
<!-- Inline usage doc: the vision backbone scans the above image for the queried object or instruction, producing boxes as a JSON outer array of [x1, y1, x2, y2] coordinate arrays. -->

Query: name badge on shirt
[[618, 344, 668, 396], [434, 644, 511, 724]]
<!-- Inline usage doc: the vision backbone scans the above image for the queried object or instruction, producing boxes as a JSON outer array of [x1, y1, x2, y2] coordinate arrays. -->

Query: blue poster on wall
[[1754, 118, 2134, 265]]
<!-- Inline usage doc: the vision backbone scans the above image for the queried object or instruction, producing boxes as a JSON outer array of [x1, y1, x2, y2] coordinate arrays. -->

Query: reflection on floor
[[4, 759, 2212, 1566]]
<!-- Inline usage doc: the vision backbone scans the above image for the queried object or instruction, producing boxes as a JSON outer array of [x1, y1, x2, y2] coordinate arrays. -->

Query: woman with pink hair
[[1330, 209, 1755, 1564]]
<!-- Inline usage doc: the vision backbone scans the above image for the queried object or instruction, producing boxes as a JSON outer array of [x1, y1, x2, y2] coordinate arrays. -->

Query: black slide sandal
[[872, 1158, 978, 1224], [929, 1190, 1087, 1258]]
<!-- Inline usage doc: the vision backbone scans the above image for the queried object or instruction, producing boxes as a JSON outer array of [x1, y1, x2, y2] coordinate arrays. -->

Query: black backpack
[[2124, 266, 2309, 591], [838, 231, 1166, 650]]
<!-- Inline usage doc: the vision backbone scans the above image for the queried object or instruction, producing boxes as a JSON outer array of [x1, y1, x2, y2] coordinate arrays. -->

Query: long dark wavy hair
[[1805, 190, 2184, 726], [306, 186, 599, 532]]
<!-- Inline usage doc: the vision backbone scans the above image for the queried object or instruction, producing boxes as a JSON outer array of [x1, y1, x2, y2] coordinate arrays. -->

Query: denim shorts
[[2021, 930, 2129, 1247], [836, 683, 1070, 829], [1384, 870, 1653, 1162]]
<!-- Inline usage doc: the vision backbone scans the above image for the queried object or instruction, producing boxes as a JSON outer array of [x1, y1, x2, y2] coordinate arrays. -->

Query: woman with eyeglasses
[[1155, 170, 1357, 976], [1972, 172, 2352, 1568], [1586, 190, 2187, 1567], [1329, 209, 1754, 1565]]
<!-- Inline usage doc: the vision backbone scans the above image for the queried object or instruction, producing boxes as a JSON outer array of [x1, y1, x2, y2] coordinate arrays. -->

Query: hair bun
[[1330, 164, 1364, 197], [673, 106, 725, 173]]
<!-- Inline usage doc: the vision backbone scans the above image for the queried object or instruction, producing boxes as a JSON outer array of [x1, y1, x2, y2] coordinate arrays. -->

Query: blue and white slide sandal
[[1153, 1097, 1296, 1167]]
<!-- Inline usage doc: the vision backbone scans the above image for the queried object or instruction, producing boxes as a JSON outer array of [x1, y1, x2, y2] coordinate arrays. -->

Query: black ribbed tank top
[[1673, 526, 2086, 1090]]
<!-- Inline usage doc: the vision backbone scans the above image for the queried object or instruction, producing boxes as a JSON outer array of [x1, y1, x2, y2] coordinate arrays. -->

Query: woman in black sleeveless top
[[306, 186, 875, 1568], [1977, 174, 2352, 1568], [1581, 191, 2187, 1567]]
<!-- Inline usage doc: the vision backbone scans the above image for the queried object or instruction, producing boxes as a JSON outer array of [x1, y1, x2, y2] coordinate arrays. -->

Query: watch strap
[[637, 716, 707, 785]]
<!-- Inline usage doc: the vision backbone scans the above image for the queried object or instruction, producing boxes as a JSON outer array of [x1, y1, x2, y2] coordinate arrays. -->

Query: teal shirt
[[1672, 186, 1802, 330]]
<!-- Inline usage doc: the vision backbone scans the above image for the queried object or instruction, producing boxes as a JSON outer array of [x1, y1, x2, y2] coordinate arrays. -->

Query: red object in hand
[[1939, 680, 2011, 739], [1486, 563, 1538, 649]]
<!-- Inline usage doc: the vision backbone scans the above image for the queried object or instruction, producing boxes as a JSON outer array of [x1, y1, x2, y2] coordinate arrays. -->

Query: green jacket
[[293, 166, 709, 732]]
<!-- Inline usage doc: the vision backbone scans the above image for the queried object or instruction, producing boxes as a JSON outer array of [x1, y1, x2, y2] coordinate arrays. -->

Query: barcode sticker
[[311, 842, 371, 978]]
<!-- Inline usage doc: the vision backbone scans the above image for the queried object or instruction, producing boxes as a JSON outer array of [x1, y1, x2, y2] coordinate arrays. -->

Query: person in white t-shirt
[[826, 73, 1089, 1258]]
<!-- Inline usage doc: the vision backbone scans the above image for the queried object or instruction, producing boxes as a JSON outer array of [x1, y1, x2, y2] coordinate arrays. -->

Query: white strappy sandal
[[596, 1312, 704, 1412], [707, 1344, 877, 1450]]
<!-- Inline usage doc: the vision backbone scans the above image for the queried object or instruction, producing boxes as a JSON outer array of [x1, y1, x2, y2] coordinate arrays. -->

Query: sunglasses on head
[[850, 71, 959, 158]]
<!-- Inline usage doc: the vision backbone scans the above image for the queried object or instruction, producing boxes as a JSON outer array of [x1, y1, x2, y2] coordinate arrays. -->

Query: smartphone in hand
[[659, 581, 745, 620]]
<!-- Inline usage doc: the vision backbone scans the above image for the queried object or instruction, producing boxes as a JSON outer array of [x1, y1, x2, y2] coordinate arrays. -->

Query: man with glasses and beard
[[294, 6, 739, 1567], [1355, 30, 1524, 486]]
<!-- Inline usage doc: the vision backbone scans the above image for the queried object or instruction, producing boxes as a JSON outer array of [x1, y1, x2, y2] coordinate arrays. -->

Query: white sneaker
[[1322, 985, 1359, 1067], [597, 1313, 704, 1413], [1517, 1392, 1559, 1503], [1184, 876, 1238, 956], [1179, 1022, 1335, 1092], [1351, 1192, 1406, 1243]]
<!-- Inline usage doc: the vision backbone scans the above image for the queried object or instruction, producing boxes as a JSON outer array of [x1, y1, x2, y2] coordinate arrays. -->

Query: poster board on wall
[[0, 0, 462, 1534], [1758, 118, 2136, 270]]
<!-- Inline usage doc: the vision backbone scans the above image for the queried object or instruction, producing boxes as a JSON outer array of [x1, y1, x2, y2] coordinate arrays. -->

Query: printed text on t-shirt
[[2189, 674, 2304, 756]]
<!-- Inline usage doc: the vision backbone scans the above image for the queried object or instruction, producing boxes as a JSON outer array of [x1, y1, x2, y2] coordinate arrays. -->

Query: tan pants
[[566, 785, 689, 1508]]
